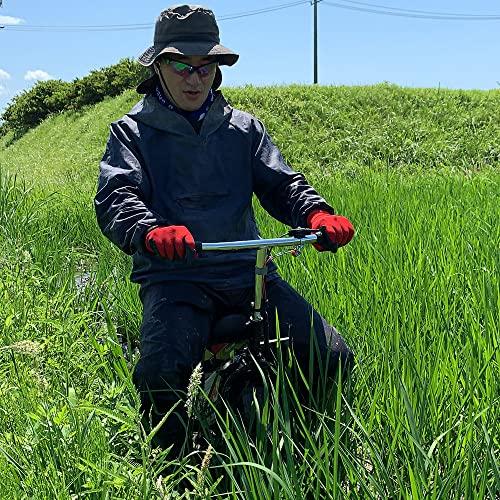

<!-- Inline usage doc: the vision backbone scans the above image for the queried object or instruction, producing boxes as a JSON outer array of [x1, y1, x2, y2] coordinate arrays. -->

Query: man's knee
[[133, 351, 198, 429], [323, 327, 355, 378], [133, 356, 193, 399], [295, 341, 354, 379]]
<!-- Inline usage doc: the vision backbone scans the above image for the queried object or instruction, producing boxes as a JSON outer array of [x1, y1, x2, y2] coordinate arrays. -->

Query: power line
[[4, 22, 151, 29], [219, 1, 311, 21], [3, 25, 150, 32], [4, 0, 498, 31], [336, 0, 500, 18], [323, 1, 500, 20], [1, 1, 311, 32]]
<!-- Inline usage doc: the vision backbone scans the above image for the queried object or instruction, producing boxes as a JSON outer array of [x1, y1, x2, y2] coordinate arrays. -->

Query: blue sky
[[0, 1, 499, 113]]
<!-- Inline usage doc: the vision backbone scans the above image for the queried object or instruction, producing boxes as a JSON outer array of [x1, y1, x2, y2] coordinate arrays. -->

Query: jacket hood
[[127, 91, 232, 137]]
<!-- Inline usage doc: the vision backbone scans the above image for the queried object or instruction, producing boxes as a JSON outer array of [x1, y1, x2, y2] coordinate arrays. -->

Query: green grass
[[0, 84, 499, 498], [1, 84, 499, 190]]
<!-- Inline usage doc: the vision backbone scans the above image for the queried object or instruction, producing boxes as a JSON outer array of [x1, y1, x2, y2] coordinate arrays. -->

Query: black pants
[[133, 277, 354, 451]]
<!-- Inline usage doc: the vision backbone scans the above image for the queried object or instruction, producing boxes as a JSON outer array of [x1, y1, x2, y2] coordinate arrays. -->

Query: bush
[[0, 59, 150, 138], [1, 80, 72, 136], [68, 59, 149, 110]]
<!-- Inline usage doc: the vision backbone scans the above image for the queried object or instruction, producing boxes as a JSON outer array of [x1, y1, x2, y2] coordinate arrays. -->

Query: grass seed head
[[197, 444, 214, 491], [185, 362, 203, 418], [1, 340, 44, 356]]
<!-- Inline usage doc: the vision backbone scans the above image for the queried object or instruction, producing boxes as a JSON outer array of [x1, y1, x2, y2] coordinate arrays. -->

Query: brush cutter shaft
[[197, 231, 322, 349]]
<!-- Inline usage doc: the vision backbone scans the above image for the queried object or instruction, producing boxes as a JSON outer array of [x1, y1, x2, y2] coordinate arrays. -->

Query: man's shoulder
[[230, 106, 256, 123], [224, 100, 263, 136], [109, 96, 161, 137], [123, 97, 148, 125]]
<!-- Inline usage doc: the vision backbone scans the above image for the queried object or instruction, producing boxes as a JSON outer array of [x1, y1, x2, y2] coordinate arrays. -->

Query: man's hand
[[145, 225, 196, 260], [307, 210, 355, 252]]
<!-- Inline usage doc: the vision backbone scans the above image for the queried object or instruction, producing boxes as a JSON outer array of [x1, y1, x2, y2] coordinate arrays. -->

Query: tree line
[[0, 58, 149, 138]]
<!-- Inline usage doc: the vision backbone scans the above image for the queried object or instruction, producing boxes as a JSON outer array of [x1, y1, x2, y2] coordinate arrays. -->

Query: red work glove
[[307, 210, 355, 251], [145, 225, 196, 260]]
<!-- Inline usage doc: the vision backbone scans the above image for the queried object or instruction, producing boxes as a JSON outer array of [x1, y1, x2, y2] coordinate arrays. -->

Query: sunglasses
[[162, 58, 217, 78]]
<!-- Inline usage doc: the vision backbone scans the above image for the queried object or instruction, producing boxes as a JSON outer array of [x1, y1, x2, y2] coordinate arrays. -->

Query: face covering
[[155, 84, 215, 127]]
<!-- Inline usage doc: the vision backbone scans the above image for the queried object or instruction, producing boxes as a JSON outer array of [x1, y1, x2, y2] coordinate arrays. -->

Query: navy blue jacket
[[94, 92, 334, 289]]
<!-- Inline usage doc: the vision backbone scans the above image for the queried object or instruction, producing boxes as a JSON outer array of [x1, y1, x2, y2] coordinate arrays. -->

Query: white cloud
[[0, 84, 6, 96], [24, 70, 53, 82], [0, 15, 25, 25], [0, 69, 11, 80]]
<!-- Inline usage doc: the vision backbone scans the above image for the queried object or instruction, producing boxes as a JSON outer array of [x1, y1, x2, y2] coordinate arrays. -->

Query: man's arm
[[94, 121, 165, 255], [251, 120, 335, 228]]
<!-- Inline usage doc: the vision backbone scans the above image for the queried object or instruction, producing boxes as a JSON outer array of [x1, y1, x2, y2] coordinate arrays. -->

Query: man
[[95, 4, 354, 453]]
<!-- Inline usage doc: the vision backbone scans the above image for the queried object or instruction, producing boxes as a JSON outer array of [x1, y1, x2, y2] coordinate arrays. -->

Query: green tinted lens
[[169, 60, 191, 76], [166, 59, 216, 78]]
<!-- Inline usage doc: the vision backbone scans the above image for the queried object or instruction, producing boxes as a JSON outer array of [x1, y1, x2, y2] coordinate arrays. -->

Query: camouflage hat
[[138, 5, 239, 67]]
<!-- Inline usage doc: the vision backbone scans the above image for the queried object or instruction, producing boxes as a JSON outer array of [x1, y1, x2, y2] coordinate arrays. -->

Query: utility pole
[[313, 0, 318, 84]]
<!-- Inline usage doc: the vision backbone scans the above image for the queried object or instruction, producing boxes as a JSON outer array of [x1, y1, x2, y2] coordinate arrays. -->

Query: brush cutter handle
[[194, 228, 323, 253]]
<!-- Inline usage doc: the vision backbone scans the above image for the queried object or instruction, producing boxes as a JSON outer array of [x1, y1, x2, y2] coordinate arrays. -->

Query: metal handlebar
[[194, 229, 322, 253]]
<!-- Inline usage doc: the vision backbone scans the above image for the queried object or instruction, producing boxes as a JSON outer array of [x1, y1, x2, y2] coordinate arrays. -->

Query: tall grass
[[0, 84, 498, 497], [0, 166, 497, 498]]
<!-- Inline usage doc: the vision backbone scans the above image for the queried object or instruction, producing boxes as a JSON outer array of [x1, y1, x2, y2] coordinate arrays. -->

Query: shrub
[[0, 59, 150, 138], [1, 80, 72, 136]]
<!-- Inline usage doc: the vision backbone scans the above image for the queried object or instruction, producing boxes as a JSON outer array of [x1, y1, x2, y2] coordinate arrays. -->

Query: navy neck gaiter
[[155, 84, 214, 129]]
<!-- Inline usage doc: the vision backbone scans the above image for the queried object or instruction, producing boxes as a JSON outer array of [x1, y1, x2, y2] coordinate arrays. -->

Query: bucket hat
[[136, 4, 238, 93]]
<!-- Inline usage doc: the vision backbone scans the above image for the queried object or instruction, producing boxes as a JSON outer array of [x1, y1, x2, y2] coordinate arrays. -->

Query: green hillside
[[1, 84, 499, 192], [0, 85, 499, 498]]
